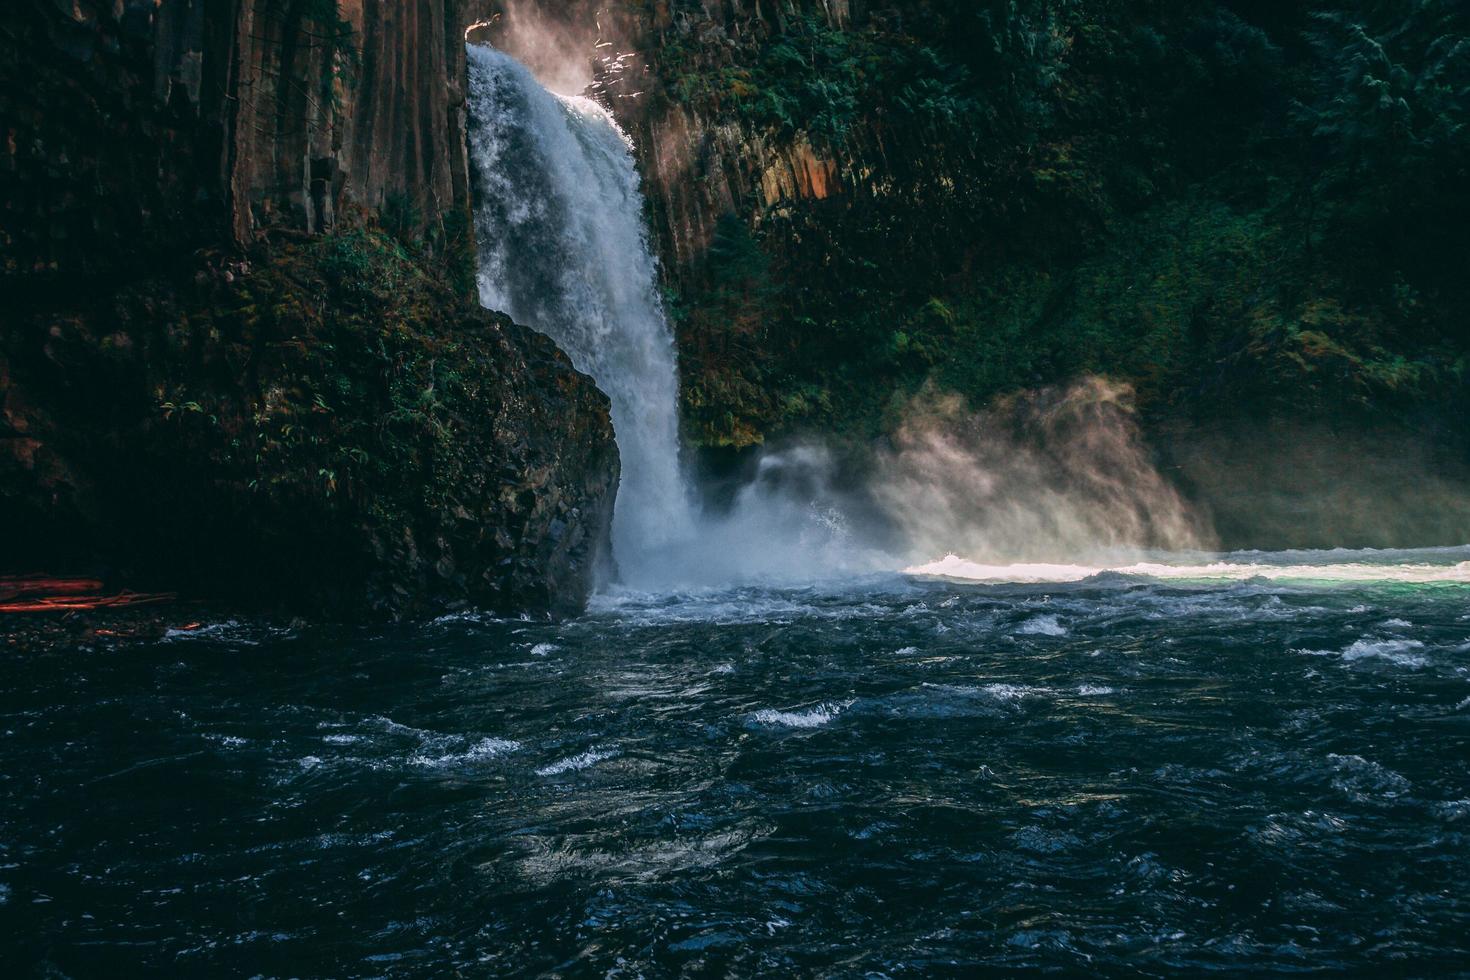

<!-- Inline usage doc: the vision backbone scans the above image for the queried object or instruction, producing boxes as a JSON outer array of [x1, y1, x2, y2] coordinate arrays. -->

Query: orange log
[[0, 576, 105, 601], [0, 591, 177, 614]]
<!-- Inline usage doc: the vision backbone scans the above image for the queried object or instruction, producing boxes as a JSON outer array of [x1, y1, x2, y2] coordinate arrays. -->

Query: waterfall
[[462, 46, 1202, 592], [465, 45, 881, 589], [465, 45, 695, 586]]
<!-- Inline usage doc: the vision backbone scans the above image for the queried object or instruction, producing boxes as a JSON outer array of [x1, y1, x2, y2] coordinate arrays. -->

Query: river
[[4, 550, 1469, 974]]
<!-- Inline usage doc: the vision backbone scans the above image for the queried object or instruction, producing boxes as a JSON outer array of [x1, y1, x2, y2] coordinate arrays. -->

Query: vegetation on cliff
[[642, 1, 1470, 454]]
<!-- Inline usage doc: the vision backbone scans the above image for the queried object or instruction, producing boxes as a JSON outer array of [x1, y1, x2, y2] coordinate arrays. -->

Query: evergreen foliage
[[659, 0, 1470, 448]]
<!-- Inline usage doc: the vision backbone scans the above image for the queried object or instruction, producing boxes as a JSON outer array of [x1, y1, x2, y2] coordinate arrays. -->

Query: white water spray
[[908, 548, 1470, 585], [466, 45, 695, 584]]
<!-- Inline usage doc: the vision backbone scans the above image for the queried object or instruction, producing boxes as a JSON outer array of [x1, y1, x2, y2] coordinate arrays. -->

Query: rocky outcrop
[[3, 0, 482, 283], [3, 231, 618, 617], [593, 2, 856, 279], [472, 0, 1470, 554], [1, 0, 619, 617]]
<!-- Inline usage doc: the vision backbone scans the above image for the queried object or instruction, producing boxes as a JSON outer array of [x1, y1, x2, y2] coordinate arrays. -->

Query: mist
[[640, 443, 890, 588], [470, 0, 604, 96], [639, 374, 1470, 590], [631, 376, 1214, 589], [871, 377, 1214, 566], [1164, 419, 1470, 551]]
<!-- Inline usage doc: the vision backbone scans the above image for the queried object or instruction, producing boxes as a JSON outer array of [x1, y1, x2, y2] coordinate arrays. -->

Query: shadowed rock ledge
[[0, 0, 619, 618]]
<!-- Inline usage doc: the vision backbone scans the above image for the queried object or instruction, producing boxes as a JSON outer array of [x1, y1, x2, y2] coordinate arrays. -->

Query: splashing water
[[467, 45, 695, 584], [908, 546, 1470, 585]]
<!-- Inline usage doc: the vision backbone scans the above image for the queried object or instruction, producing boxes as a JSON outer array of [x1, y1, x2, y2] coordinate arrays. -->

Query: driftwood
[[0, 576, 177, 614]]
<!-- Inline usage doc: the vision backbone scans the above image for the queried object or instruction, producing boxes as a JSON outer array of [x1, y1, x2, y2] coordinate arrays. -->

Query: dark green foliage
[[298, 0, 360, 106], [1297, 3, 1470, 314], [659, 0, 1470, 448], [373, 194, 477, 300], [1303, 5, 1470, 188], [379, 192, 424, 247], [437, 204, 480, 301], [676, 214, 780, 446], [657, 12, 990, 144]]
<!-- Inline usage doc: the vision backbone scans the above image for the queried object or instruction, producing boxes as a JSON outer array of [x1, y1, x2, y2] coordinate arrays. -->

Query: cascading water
[[466, 44, 877, 590], [466, 45, 695, 586]]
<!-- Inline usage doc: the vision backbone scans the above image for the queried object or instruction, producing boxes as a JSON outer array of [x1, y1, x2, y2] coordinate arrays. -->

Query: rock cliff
[[481, 0, 1470, 548], [1, 0, 619, 616]]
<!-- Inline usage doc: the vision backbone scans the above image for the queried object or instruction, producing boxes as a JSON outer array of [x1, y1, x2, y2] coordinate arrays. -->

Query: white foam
[[1016, 614, 1067, 636], [908, 556, 1103, 583], [750, 702, 848, 729], [1298, 637, 1429, 667], [1327, 753, 1412, 799], [908, 549, 1470, 586], [410, 737, 521, 768], [162, 620, 294, 645], [981, 683, 1053, 701], [537, 747, 619, 776], [1339, 638, 1428, 667]]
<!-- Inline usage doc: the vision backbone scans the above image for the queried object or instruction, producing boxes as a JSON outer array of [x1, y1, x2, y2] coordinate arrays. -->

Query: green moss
[[143, 229, 484, 531], [657, 12, 989, 146], [658, 2, 1470, 448]]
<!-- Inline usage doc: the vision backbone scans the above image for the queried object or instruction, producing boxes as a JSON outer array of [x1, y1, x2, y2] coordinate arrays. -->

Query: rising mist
[[872, 378, 1214, 566]]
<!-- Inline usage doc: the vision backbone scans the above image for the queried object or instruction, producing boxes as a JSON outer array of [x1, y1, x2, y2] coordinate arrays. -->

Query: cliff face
[[0, 0, 619, 616], [527, 0, 863, 283], [484, 0, 1470, 548], [3, 0, 478, 282], [227, 0, 473, 244]]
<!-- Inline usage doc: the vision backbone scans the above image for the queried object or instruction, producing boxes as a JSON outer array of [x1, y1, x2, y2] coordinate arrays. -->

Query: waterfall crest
[[466, 45, 695, 586]]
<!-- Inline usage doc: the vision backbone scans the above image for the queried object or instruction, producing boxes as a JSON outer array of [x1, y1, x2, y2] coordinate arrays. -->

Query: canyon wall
[[0, 0, 619, 616], [3, 0, 479, 283], [485, 0, 1470, 548]]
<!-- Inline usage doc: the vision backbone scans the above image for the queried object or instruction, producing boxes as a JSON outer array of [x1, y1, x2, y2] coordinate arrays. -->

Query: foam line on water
[[907, 550, 1470, 585]]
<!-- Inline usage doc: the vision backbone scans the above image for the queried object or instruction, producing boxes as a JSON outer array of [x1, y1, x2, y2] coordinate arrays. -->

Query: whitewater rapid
[[908, 546, 1470, 585]]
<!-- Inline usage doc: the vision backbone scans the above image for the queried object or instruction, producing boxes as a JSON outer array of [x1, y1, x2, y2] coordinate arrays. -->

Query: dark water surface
[[4, 568, 1470, 976]]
